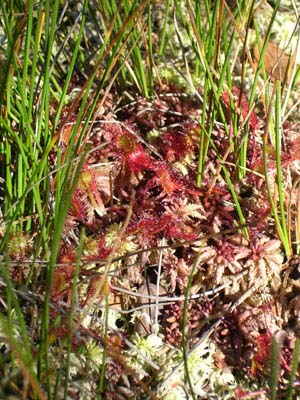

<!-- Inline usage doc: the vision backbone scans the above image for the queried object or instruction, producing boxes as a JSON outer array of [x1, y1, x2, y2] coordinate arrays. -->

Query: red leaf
[[126, 144, 155, 173]]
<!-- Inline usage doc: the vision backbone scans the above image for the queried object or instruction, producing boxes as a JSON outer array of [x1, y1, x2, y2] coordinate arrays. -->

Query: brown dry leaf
[[253, 39, 297, 84], [58, 121, 85, 147], [133, 283, 167, 336]]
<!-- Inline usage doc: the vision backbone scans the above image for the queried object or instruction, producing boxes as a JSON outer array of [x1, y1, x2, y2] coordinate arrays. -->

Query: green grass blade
[[98, 293, 109, 398], [269, 338, 280, 400], [53, 0, 89, 131], [275, 80, 290, 252], [263, 83, 291, 257], [63, 229, 84, 399], [286, 338, 300, 400]]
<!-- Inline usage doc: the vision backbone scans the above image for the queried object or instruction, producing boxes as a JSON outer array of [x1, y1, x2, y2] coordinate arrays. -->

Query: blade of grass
[[286, 337, 300, 400], [274, 80, 290, 253], [37, 0, 60, 146], [269, 338, 280, 400], [53, 0, 89, 131], [63, 228, 84, 399], [248, 0, 281, 142], [123, 0, 149, 96], [147, 0, 154, 97], [28, 6, 45, 115], [237, 0, 256, 179], [198, 119, 249, 238], [158, 0, 171, 59], [98, 292, 109, 398], [263, 81, 291, 257]]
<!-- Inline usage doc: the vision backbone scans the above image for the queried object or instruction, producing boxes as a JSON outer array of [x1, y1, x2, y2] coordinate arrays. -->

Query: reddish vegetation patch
[[8, 83, 300, 397]]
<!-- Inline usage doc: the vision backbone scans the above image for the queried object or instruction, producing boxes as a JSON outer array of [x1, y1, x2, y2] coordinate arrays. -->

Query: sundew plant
[[0, 0, 300, 399]]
